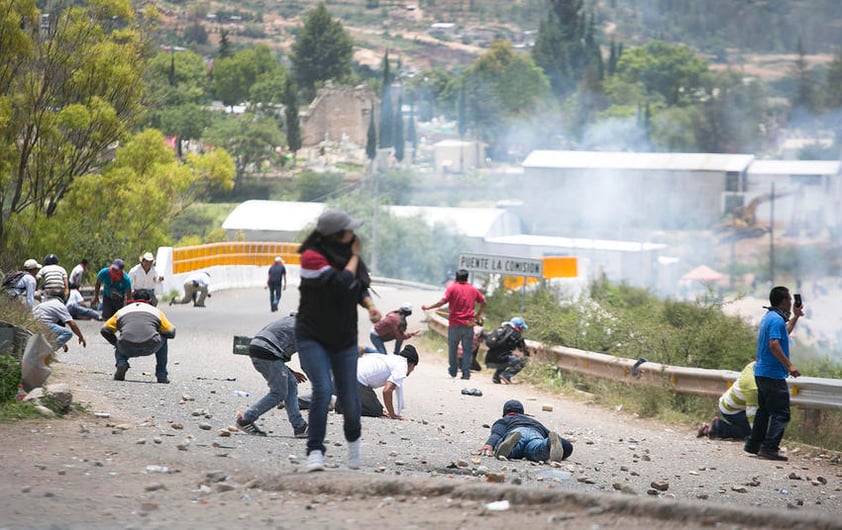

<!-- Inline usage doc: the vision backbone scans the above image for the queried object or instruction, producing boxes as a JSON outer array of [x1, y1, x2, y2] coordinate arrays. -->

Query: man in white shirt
[[129, 252, 164, 306], [170, 270, 211, 307], [69, 259, 88, 289], [347, 345, 418, 419]]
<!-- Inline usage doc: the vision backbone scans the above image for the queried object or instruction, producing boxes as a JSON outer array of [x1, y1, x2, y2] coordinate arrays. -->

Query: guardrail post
[[801, 408, 822, 439]]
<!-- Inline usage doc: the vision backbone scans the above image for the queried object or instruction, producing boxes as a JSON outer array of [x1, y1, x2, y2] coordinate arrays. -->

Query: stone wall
[[301, 84, 378, 148]]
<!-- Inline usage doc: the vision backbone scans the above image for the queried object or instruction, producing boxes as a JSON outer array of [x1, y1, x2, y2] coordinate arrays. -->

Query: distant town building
[[300, 83, 378, 148]]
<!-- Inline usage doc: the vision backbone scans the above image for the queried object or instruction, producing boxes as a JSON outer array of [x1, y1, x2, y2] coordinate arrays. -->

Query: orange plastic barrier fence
[[172, 242, 300, 274]]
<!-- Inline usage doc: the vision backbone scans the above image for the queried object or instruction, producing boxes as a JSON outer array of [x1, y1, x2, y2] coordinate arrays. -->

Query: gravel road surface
[[1, 284, 840, 529]]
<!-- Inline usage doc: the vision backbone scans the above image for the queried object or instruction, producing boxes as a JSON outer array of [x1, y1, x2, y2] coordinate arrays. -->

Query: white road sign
[[457, 253, 543, 278]]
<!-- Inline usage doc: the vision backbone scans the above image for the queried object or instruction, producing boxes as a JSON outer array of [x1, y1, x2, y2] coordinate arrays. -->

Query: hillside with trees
[[2, 0, 842, 283]]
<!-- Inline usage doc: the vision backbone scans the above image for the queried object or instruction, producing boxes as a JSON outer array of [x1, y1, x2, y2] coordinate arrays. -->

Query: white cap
[[399, 302, 413, 313]]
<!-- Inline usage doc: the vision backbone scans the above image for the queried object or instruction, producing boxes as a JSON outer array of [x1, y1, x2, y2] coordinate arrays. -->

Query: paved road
[[8, 283, 842, 529]]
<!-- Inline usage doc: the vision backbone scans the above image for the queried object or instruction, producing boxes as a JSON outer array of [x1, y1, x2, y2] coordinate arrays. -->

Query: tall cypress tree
[[366, 105, 377, 164], [378, 51, 393, 148], [394, 90, 404, 162], [283, 78, 302, 164], [407, 98, 417, 164], [532, 0, 587, 97]]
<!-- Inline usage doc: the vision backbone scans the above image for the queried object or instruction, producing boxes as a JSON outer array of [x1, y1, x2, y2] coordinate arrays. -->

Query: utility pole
[[769, 182, 775, 287], [371, 171, 379, 275]]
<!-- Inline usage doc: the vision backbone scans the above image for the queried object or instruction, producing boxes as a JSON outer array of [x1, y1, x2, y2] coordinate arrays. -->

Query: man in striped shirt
[[697, 361, 757, 440]]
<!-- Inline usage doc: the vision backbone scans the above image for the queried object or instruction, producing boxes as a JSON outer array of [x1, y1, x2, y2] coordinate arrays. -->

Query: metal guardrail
[[425, 312, 842, 411]]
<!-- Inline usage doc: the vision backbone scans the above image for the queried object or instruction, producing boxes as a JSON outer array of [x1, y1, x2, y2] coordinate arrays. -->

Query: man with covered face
[[92, 259, 132, 320]]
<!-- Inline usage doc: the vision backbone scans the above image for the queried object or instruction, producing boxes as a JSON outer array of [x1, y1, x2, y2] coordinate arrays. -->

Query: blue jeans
[[748, 376, 790, 452], [369, 330, 402, 355], [507, 427, 552, 462], [114, 339, 168, 380], [491, 353, 526, 382], [47, 323, 73, 349], [448, 325, 474, 377], [242, 358, 305, 430], [710, 410, 751, 440], [67, 303, 100, 321], [268, 283, 282, 312], [297, 338, 361, 455]]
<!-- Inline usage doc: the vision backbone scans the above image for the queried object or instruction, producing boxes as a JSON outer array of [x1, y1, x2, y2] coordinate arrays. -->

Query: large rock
[[44, 383, 73, 413]]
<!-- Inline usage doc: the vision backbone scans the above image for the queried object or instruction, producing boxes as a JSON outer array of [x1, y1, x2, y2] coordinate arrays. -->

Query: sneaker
[[492, 377, 502, 384], [744, 442, 760, 455], [235, 412, 267, 436], [494, 431, 522, 459], [347, 439, 361, 469], [294, 422, 308, 439], [460, 374, 471, 380], [548, 431, 564, 462], [696, 423, 711, 438], [114, 365, 128, 381], [157, 377, 170, 384], [306, 450, 325, 472], [757, 448, 788, 461]]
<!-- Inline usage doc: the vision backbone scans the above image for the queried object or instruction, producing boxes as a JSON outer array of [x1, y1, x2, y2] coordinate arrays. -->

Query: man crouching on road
[[101, 290, 176, 384], [479, 399, 573, 463]]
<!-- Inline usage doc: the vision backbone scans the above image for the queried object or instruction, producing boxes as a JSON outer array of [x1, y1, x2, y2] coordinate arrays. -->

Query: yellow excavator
[[717, 189, 796, 242]]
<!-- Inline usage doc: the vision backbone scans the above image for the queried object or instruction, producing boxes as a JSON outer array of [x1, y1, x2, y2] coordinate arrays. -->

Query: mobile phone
[[794, 293, 802, 308]]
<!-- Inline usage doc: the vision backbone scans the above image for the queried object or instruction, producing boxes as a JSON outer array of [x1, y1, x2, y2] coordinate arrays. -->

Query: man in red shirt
[[422, 269, 486, 379]]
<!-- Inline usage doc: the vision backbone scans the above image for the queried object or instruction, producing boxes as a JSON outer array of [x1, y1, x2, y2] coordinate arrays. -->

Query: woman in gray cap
[[295, 209, 382, 472]]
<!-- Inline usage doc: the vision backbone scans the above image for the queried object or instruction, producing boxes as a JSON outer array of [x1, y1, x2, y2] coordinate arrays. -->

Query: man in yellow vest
[[697, 361, 757, 440]]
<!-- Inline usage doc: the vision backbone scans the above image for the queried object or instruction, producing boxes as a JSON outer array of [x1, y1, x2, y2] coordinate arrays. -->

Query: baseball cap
[[140, 252, 154, 262], [274, 256, 283, 263], [503, 399, 524, 416], [111, 258, 125, 269], [316, 209, 363, 235], [510, 316, 528, 329], [399, 302, 413, 314], [399, 344, 419, 366], [23, 258, 42, 270]]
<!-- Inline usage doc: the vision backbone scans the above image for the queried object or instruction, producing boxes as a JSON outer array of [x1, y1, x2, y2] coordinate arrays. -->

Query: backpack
[[485, 325, 514, 350], [2, 270, 26, 293]]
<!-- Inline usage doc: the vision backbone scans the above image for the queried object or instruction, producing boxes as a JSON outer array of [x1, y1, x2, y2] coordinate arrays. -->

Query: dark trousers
[[489, 353, 525, 382], [747, 376, 790, 452], [710, 410, 752, 440], [268, 283, 282, 312], [335, 383, 383, 418], [101, 296, 125, 320]]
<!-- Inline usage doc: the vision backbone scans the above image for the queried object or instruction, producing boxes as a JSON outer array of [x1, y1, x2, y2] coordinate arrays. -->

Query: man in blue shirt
[[745, 286, 802, 461]]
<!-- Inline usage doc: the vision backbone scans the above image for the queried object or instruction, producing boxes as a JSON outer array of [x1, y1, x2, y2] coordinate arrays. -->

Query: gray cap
[[316, 209, 362, 235]]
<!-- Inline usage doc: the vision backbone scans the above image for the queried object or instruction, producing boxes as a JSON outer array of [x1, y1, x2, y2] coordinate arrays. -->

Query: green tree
[[532, 0, 587, 97], [825, 52, 842, 110], [204, 113, 284, 189], [791, 37, 817, 114], [290, 3, 354, 101], [218, 29, 232, 59], [34, 129, 234, 267], [283, 78, 302, 164], [465, 40, 551, 158], [394, 91, 405, 162], [407, 100, 417, 164], [615, 41, 709, 106], [378, 52, 394, 149], [212, 45, 286, 109], [366, 107, 377, 166], [0, 0, 148, 259]]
